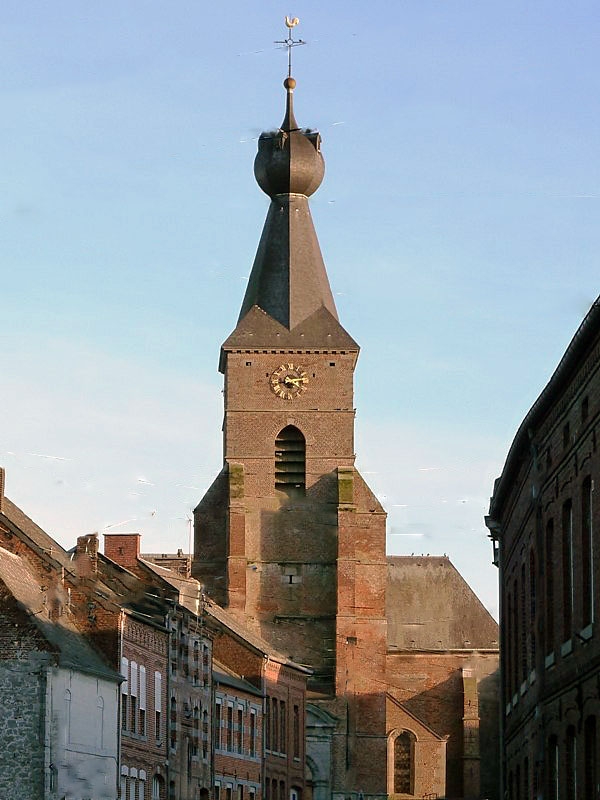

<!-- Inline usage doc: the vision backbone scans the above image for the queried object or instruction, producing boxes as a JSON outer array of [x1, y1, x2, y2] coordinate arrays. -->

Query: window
[[214, 786, 221, 800], [512, 578, 519, 691], [562, 500, 574, 641], [520, 564, 527, 682], [545, 520, 555, 654], [130, 662, 138, 733], [129, 777, 136, 800], [279, 781, 285, 800], [121, 776, 127, 800], [193, 706, 200, 757], [152, 776, 163, 800], [138, 779, 146, 800], [250, 709, 257, 757], [566, 726, 577, 800], [280, 701, 286, 754], [237, 708, 243, 753], [585, 716, 597, 800], [393, 731, 415, 794], [582, 476, 594, 628], [293, 705, 300, 759], [131, 696, 138, 734], [121, 658, 129, 731], [272, 698, 279, 752], [275, 426, 305, 493], [202, 710, 209, 759], [529, 549, 536, 669], [548, 735, 559, 800], [582, 395, 589, 422], [170, 697, 177, 751], [227, 705, 234, 751], [154, 671, 162, 742], [506, 589, 513, 695], [139, 665, 146, 736], [215, 703, 222, 750]]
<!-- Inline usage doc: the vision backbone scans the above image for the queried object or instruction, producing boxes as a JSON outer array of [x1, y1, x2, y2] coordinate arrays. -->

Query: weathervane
[[275, 16, 305, 77]]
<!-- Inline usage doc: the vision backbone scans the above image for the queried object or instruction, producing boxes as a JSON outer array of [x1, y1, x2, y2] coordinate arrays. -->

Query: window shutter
[[139, 665, 147, 711], [130, 661, 138, 697], [154, 671, 162, 712]]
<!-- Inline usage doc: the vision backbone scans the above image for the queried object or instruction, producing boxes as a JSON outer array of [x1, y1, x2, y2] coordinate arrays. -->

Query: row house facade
[[103, 534, 214, 800], [207, 603, 309, 800], [213, 662, 263, 800], [0, 472, 310, 800], [487, 297, 600, 800]]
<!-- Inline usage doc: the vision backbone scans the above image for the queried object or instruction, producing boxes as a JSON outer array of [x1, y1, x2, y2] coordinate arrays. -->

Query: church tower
[[194, 61, 388, 798]]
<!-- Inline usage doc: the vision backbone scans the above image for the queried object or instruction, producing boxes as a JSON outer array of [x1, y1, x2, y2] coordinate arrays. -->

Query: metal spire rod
[[275, 16, 305, 77]]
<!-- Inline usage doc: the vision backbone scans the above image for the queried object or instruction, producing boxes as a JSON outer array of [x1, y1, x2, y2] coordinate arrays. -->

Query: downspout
[[485, 517, 504, 800], [42, 663, 51, 798], [118, 609, 125, 800]]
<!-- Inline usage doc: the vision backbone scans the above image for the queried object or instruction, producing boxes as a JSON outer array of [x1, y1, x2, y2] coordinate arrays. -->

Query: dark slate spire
[[236, 76, 339, 331]]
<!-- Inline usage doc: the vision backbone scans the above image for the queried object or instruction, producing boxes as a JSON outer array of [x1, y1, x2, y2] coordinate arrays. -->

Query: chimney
[[104, 533, 141, 569], [75, 533, 99, 578], [0, 466, 5, 513]]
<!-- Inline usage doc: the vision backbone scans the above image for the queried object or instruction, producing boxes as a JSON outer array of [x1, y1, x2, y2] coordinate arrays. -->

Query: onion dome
[[254, 77, 325, 198]]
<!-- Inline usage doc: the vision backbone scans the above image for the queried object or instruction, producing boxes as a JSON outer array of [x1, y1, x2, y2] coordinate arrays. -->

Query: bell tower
[[194, 50, 388, 792]]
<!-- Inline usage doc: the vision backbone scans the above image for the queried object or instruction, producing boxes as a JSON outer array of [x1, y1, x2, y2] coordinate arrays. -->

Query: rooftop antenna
[[275, 16, 305, 77]]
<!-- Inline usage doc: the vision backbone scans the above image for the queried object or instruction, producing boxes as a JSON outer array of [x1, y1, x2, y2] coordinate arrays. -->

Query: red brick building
[[0, 481, 172, 800], [207, 601, 309, 800], [104, 533, 214, 800], [486, 297, 600, 799], [192, 71, 499, 800], [213, 661, 263, 800]]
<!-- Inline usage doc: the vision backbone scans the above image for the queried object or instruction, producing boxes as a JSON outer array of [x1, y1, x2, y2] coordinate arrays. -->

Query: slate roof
[[213, 661, 262, 697], [0, 546, 120, 681], [386, 556, 498, 651], [141, 559, 310, 674], [0, 496, 74, 571], [223, 80, 356, 361]]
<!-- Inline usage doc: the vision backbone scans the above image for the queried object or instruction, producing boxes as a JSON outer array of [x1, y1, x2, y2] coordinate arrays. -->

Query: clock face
[[270, 363, 309, 400]]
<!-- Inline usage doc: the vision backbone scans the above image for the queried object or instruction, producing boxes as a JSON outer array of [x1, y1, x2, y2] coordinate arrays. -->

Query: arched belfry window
[[275, 426, 305, 493]]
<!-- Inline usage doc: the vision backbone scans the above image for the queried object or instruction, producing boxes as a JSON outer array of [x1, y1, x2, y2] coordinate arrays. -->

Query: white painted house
[[0, 546, 121, 800]]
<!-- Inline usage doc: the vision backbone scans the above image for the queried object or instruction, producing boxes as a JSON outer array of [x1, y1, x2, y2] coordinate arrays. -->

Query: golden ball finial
[[284, 77, 296, 91]]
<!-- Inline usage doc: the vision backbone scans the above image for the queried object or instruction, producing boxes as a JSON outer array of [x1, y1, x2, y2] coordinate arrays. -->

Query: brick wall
[[492, 324, 600, 798]]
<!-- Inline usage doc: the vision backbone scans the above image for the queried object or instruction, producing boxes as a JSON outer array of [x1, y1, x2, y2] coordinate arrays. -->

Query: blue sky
[[2, 2, 599, 619]]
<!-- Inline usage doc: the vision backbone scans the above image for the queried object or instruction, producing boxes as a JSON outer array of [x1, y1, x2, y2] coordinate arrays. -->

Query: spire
[[233, 19, 342, 332], [220, 19, 358, 368]]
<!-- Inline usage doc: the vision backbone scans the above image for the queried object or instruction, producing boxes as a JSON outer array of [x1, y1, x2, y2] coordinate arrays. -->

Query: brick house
[[486, 297, 600, 799], [0, 477, 208, 800], [103, 533, 214, 800], [213, 661, 263, 800], [207, 602, 309, 800]]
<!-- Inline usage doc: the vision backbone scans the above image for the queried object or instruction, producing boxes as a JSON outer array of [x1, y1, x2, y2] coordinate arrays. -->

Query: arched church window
[[275, 426, 305, 493], [394, 730, 416, 794]]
